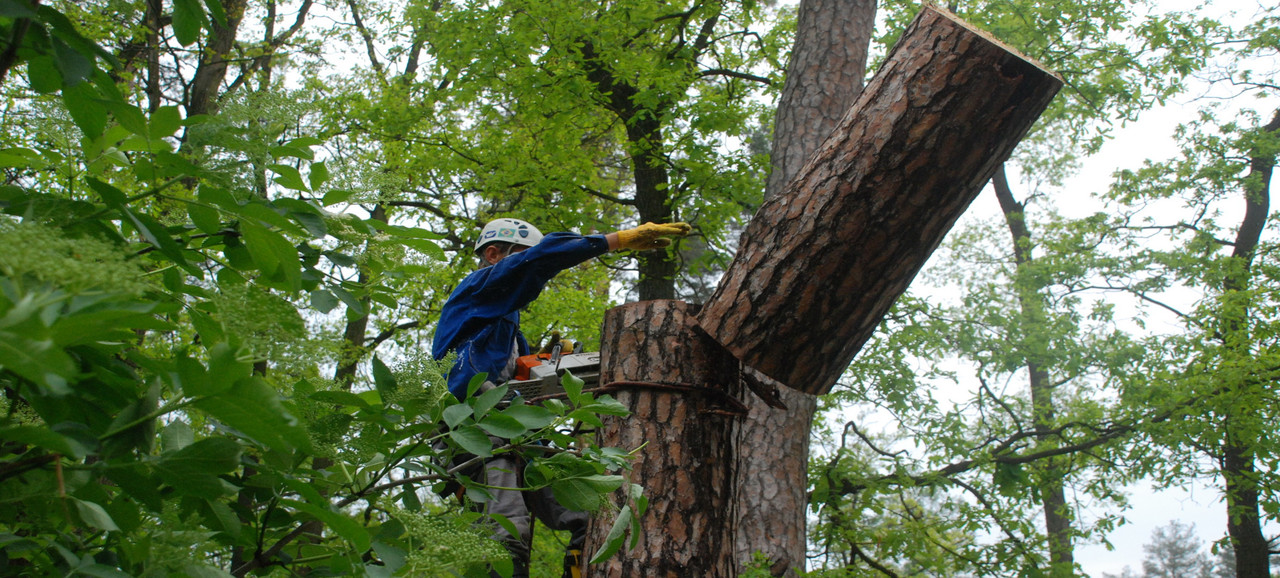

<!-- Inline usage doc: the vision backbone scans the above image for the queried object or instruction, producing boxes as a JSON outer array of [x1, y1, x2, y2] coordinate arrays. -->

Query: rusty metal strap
[[596, 380, 750, 417]]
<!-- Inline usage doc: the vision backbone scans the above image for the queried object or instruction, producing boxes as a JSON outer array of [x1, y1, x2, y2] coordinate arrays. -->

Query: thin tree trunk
[[577, 39, 678, 301], [699, 5, 1063, 395], [1220, 109, 1278, 578], [145, 0, 162, 112], [187, 0, 247, 118], [586, 300, 744, 577], [992, 165, 1075, 575]]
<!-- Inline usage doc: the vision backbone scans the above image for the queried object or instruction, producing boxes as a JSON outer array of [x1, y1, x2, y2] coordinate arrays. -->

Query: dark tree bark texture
[[585, 300, 745, 577], [698, 5, 1063, 395], [734, 0, 877, 575]]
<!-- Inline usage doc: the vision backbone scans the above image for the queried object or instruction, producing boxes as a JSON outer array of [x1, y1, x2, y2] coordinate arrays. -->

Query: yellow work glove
[[616, 222, 692, 251]]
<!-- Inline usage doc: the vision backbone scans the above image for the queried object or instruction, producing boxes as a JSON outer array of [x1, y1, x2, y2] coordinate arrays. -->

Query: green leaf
[[187, 201, 222, 235], [0, 147, 49, 169], [0, 328, 75, 395], [0, 425, 89, 458], [500, 404, 554, 430], [322, 189, 355, 206], [202, 0, 227, 27], [76, 565, 132, 578], [399, 238, 446, 260], [0, 0, 38, 18], [576, 395, 630, 417], [124, 208, 192, 270], [194, 377, 311, 453], [285, 499, 373, 553], [309, 289, 339, 313], [442, 403, 473, 429], [448, 424, 492, 458], [176, 353, 213, 396], [39, 5, 117, 66], [268, 163, 309, 191], [329, 284, 365, 315], [61, 81, 106, 137], [275, 199, 327, 238], [589, 505, 631, 564], [153, 437, 241, 497], [106, 100, 149, 137], [239, 221, 301, 290], [551, 474, 623, 511], [160, 420, 194, 453], [562, 371, 585, 406], [150, 105, 183, 139], [372, 355, 398, 399], [188, 309, 225, 344], [180, 563, 235, 578], [478, 413, 527, 439], [86, 177, 127, 207], [472, 385, 508, 418], [309, 160, 330, 190], [51, 36, 92, 86], [172, 0, 207, 46], [308, 390, 371, 409], [27, 53, 63, 94], [197, 185, 240, 211], [204, 342, 251, 395]]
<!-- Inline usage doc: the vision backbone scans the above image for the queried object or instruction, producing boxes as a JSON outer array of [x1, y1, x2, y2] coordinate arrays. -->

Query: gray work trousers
[[481, 454, 588, 578]]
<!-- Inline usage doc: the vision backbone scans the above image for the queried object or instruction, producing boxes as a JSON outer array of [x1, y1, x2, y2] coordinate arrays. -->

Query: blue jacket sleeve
[[432, 232, 610, 399]]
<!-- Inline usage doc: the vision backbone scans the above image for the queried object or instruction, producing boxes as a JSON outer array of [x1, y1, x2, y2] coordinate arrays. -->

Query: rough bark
[[586, 300, 745, 577], [733, 1, 876, 575], [698, 5, 1063, 395], [766, 0, 876, 203]]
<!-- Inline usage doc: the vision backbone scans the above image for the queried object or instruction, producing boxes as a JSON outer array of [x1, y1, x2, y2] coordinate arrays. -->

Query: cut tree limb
[[697, 5, 1062, 395]]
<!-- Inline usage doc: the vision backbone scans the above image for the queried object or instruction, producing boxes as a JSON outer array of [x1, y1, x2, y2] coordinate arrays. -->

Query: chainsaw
[[506, 337, 600, 399]]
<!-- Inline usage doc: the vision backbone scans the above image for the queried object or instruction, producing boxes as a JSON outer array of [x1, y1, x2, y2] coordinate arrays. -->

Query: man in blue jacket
[[432, 217, 690, 578]]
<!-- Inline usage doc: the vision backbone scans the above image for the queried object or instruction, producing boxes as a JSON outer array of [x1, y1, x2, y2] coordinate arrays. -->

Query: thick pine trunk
[[698, 5, 1062, 395], [585, 300, 744, 577], [734, 1, 876, 575]]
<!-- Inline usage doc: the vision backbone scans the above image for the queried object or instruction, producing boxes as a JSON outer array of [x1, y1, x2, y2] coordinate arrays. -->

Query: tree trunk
[[1220, 109, 1278, 578], [698, 5, 1063, 395], [766, 0, 877, 204], [993, 166, 1075, 575], [187, 0, 247, 118], [586, 300, 745, 577], [733, 1, 876, 575], [577, 39, 679, 302]]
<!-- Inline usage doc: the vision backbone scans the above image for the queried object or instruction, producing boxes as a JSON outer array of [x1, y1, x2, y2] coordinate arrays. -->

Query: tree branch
[[698, 68, 772, 85]]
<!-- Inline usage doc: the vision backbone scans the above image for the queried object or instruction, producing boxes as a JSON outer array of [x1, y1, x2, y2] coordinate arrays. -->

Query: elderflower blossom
[[0, 221, 148, 295]]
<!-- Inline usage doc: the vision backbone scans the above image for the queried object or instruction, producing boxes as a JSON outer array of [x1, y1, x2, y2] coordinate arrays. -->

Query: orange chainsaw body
[[514, 353, 553, 381]]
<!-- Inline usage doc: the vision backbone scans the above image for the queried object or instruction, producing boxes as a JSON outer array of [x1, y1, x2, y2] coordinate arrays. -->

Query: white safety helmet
[[474, 218, 544, 256]]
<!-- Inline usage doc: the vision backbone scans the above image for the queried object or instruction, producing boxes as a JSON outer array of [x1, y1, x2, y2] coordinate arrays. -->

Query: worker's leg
[[528, 486, 589, 578], [482, 455, 533, 578]]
